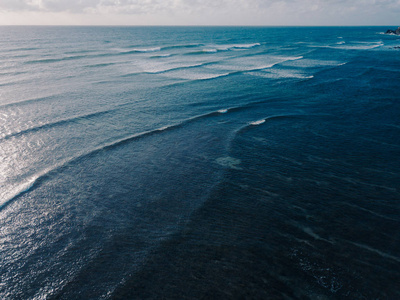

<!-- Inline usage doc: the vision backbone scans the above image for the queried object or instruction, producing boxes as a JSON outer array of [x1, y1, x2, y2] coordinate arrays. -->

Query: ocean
[[0, 26, 399, 299]]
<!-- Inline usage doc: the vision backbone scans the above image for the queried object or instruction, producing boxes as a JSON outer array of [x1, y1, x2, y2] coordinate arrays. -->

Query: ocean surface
[[0, 26, 399, 299]]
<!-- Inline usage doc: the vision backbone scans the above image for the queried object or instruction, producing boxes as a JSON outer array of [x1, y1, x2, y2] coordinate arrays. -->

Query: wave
[[250, 119, 266, 126], [161, 43, 204, 50], [25, 55, 89, 64], [144, 61, 216, 74], [120, 61, 232, 80], [0, 108, 234, 210], [334, 42, 383, 50], [20, 42, 257, 65], [0, 110, 113, 141], [162, 71, 231, 81], [24, 46, 161, 64], [0, 80, 22, 87], [149, 54, 173, 58], [186, 43, 261, 55], [237, 114, 305, 133], [248, 69, 314, 80], [248, 114, 301, 126], [203, 56, 303, 76], [0, 175, 42, 209], [212, 43, 261, 51], [128, 47, 161, 53], [0, 71, 27, 77], [83, 62, 118, 68], [0, 94, 59, 109], [311, 42, 384, 51], [190, 73, 231, 81], [279, 58, 347, 69], [232, 43, 261, 49]]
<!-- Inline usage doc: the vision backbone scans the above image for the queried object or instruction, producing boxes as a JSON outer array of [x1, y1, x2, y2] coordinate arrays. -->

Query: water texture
[[0, 26, 399, 299]]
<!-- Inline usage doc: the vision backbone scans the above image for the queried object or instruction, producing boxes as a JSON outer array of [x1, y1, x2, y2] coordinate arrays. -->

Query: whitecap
[[131, 47, 161, 52], [217, 109, 228, 113], [202, 49, 218, 53], [202, 43, 260, 53], [230, 43, 261, 49], [1, 176, 40, 209], [157, 126, 170, 131], [250, 119, 266, 125]]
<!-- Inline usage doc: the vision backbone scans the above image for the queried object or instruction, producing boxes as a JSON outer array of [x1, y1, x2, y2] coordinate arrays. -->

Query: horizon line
[[0, 24, 397, 27]]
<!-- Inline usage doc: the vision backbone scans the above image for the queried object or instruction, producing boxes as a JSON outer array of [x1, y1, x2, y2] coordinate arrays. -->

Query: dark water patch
[[111, 109, 400, 299]]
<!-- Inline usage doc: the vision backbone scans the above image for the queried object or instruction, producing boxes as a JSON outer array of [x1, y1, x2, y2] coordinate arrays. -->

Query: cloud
[[0, 0, 397, 14], [0, 0, 399, 25]]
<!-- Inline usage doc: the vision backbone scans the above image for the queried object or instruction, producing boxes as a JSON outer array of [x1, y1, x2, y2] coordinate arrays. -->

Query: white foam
[[231, 43, 261, 49], [250, 119, 265, 125], [157, 126, 170, 131], [1, 176, 39, 208], [131, 47, 161, 52], [217, 109, 228, 113], [202, 49, 218, 53], [202, 43, 260, 53]]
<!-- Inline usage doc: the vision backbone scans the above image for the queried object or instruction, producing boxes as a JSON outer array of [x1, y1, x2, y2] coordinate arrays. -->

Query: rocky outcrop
[[386, 27, 400, 35]]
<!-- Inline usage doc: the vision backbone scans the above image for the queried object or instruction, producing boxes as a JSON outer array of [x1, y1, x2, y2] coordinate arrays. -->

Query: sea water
[[0, 26, 399, 299]]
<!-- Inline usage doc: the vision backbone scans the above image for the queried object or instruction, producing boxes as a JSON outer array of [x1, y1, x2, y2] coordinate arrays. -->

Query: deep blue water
[[0, 26, 399, 299]]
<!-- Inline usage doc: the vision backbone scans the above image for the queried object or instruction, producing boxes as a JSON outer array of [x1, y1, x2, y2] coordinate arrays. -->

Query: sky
[[0, 0, 399, 26]]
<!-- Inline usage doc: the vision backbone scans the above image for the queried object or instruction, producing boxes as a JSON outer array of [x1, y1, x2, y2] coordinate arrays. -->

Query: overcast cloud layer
[[0, 0, 399, 25]]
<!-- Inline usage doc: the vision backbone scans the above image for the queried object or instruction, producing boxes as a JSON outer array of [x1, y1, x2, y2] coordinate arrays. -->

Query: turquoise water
[[0, 26, 399, 299]]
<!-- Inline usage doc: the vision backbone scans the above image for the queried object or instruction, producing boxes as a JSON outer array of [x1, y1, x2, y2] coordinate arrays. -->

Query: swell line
[[237, 114, 307, 133], [120, 61, 219, 78], [145, 61, 219, 74], [25, 55, 90, 64], [0, 94, 61, 109], [0, 110, 114, 142], [0, 109, 231, 211]]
